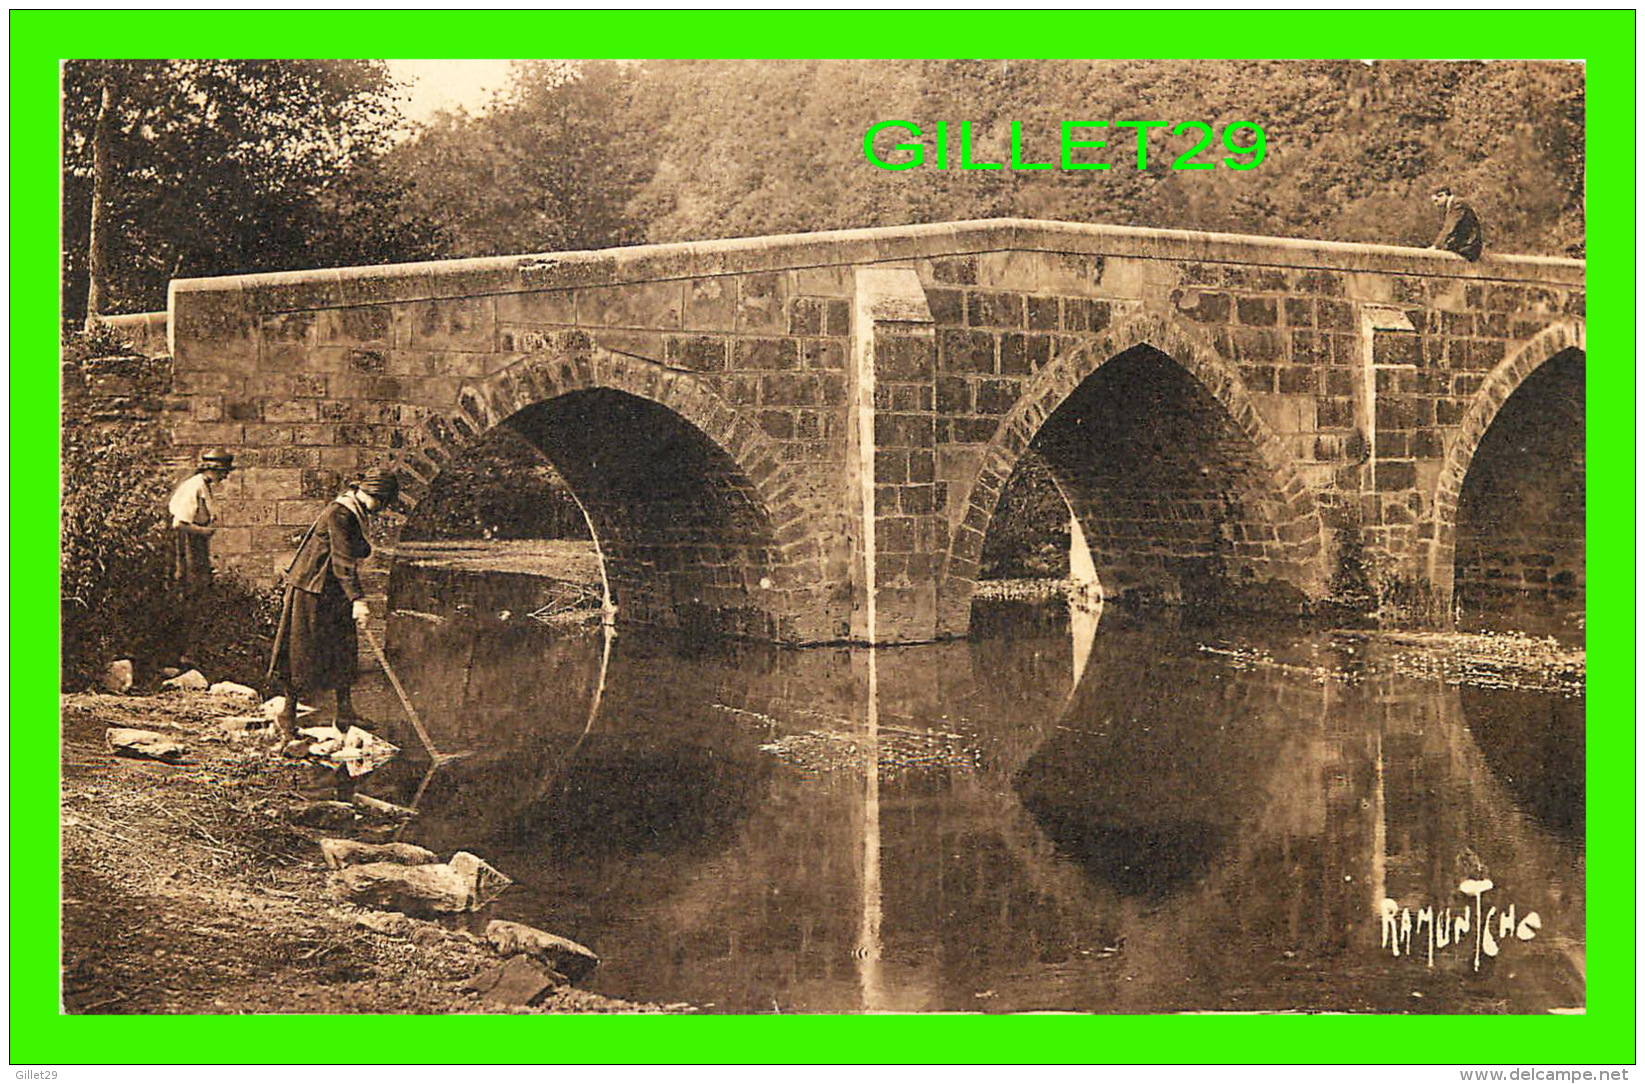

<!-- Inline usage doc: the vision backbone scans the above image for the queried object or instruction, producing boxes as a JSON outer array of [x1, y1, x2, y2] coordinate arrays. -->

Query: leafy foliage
[[385, 60, 655, 257], [63, 58, 1583, 319], [62, 59, 442, 321], [388, 59, 1584, 260], [400, 425, 590, 542], [61, 331, 279, 688]]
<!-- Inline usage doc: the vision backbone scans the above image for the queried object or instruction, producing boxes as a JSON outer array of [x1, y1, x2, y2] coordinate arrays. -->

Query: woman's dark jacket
[[267, 500, 370, 692]]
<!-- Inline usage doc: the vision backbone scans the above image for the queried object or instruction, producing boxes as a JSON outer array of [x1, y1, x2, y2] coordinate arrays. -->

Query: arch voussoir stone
[[1426, 319, 1586, 601], [940, 312, 1330, 618], [486, 373, 525, 422], [391, 342, 820, 639], [455, 385, 498, 433]]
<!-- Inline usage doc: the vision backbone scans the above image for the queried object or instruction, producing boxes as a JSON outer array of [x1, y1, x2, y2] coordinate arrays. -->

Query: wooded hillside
[[63, 59, 1584, 323]]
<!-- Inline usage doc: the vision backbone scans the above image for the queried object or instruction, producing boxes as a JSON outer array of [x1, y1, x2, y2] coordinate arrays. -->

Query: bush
[[1321, 513, 1448, 627], [400, 424, 590, 541], [979, 451, 1071, 580], [61, 330, 278, 689]]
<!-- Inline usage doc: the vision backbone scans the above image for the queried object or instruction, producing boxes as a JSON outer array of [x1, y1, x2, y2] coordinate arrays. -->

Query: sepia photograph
[[23, 10, 1631, 1069]]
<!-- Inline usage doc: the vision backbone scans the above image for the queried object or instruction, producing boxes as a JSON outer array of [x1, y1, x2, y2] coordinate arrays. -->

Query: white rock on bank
[[330, 862, 472, 915], [215, 715, 273, 739], [106, 727, 189, 763], [208, 681, 259, 701], [161, 669, 208, 691], [351, 793, 417, 822], [101, 659, 135, 695], [259, 696, 317, 720], [319, 838, 437, 869], [296, 725, 400, 777], [484, 920, 600, 982], [450, 851, 514, 909]]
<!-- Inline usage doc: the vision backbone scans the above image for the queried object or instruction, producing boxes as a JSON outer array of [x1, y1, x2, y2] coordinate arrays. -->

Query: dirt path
[[61, 692, 664, 1015]]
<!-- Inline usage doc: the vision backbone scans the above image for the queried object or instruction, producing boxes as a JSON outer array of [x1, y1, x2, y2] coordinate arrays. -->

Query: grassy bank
[[60, 690, 665, 1015]]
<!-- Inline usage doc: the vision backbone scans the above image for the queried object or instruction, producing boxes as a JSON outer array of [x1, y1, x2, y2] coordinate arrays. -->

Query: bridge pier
[[848, 269, 945, 643]]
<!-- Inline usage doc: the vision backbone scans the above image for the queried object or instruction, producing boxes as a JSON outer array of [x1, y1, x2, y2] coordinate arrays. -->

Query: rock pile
[[87, 655, 604, 1009], [304, 813, 600, 1007]]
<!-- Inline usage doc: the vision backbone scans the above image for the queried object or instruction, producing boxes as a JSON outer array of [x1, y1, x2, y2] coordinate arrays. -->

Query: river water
[[357, 568, 1585, 1014]]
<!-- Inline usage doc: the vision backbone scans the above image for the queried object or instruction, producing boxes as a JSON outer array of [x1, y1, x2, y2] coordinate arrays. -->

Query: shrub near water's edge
[[60, 329, 279, 690], [400, 424, 590, 542]]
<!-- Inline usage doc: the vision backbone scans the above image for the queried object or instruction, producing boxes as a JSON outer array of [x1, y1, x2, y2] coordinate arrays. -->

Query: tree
[[82, 75, 115, 327], [62, 59, 438, 322], [161, 57, 1581, 295], [611, 59, 1582, 256], [390, 60, 654, 258]]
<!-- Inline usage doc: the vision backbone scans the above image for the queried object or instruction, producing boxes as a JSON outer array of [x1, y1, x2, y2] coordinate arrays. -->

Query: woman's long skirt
[[267, 579, 358, 692]]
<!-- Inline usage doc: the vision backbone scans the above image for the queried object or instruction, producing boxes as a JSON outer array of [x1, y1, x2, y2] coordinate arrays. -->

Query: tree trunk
[[83, 78, 113, 330]]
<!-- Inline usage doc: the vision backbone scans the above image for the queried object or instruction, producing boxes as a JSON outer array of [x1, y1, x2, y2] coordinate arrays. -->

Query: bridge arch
[[1428, 320, 1586, 620], [942, 312, 1329, 626], [392, 338, 823, 640]]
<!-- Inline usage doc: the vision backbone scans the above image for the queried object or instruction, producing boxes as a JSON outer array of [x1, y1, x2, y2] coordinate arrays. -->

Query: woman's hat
[[357, 468, 401, 506], [199, 448, 235, 471]]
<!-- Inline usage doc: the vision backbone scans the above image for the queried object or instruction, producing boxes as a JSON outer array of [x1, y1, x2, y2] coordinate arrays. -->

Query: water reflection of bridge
[[376, 596, 1583, 1011]]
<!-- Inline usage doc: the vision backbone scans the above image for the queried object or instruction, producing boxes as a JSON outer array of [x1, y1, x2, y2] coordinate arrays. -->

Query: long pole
[[360, 623, 452, 763]]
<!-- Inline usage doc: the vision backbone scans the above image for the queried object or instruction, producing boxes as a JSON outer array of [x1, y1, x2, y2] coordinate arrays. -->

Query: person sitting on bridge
[[1429, 186, 1484, 262], [267, 468, 401, 748]]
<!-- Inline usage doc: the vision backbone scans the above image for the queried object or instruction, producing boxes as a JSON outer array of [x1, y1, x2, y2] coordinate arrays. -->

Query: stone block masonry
[[162, 219, 1584, 643], [851, 269, 943, 642]]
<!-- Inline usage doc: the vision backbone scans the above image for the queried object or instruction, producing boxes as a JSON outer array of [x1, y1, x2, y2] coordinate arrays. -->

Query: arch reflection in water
[[356, 580, 1583, 1014]]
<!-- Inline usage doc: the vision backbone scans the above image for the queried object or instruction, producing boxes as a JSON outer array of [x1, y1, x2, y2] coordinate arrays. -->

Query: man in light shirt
[[168, 448, 234, 586]]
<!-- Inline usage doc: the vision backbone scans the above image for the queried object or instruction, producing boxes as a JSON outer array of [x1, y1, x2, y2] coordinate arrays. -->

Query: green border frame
[[11, 10, 1635, 1066]]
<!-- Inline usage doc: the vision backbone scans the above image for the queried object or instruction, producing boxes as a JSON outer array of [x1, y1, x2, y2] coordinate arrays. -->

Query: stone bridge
[[154, 219, 1585, 644]]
